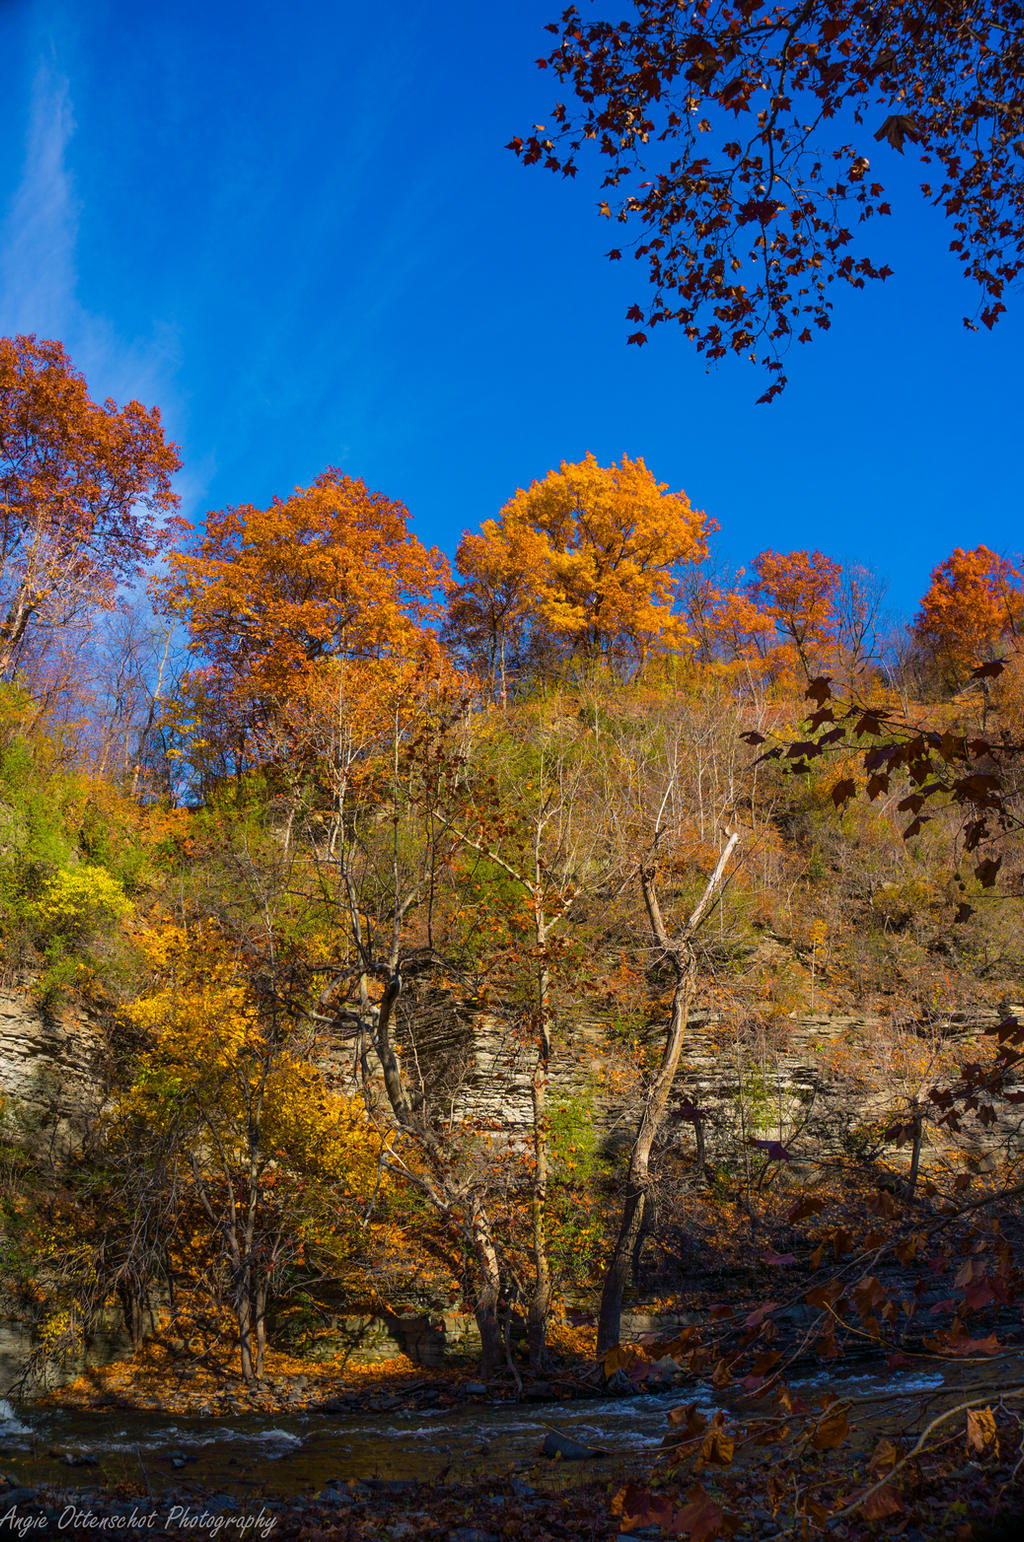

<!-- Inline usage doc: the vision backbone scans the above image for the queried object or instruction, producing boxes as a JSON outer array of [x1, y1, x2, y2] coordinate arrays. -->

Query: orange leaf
[[966, 1405, 999, 1458], [867, 1436, 899, 1477], [675, 1484, 740, 1540], [602, 1341, 647, 1376], [857, 1483, 904, 1520], [810, 1403, 852, 1450], [695, 1411, 735, 1471]]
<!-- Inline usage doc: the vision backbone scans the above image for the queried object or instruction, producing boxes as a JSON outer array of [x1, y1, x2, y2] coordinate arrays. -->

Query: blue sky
[[0, 0, 1020, 623]]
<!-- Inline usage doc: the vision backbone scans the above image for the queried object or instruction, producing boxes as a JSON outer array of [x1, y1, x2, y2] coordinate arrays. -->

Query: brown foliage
[[513, 1, 1024, 397]]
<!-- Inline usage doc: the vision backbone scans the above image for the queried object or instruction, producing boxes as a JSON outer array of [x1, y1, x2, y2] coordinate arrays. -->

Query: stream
[[0, 1365, 959, 1500]]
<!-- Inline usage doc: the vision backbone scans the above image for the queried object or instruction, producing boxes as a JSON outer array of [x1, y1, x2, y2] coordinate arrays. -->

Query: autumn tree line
[[3, 334, 1021, 782], [1, 334, 1022, 1394]]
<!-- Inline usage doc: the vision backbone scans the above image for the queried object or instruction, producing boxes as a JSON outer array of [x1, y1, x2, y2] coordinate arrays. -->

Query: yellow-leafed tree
[[446, 453, 708, 685], [117, 922, 382, 1385]]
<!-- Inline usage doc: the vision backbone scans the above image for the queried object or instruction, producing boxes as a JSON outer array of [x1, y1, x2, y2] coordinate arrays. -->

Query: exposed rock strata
[[0, 1303, 131, 1397], [0, 991, 111, 1157], [2, 984, 1020, 1387], [337, 990, 1024, 1168]]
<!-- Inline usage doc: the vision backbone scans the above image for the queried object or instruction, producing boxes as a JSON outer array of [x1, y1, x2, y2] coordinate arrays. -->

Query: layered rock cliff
[[0, 990, 111, 1158], [2, 982, 1020, 1391]]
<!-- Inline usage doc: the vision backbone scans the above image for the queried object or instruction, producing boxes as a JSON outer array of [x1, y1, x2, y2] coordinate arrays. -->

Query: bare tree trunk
[[130, 625, 172, 800], [527, 1069, 552, 1370], [694, 1113, 707, 1178], [117, 1280, 146, 1355], [255, 1280, 268, 1378], [905, 1111, 924, 1200], [597, 832, 739, 1358], [597, 964, 694, 1355], [237, 1290, 256, 1389], [471, 1200, 503, 1378], [370, 971, 507, 1379], [527, 943, 552, 1371], [0, 581, 38, 679]]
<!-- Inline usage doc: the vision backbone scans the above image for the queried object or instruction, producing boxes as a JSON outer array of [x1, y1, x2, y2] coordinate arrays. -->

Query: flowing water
[[0, 1365, 967, 1500]]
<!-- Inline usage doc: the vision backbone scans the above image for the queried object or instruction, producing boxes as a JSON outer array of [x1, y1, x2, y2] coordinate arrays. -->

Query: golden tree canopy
[[448, 453, 708, 674]]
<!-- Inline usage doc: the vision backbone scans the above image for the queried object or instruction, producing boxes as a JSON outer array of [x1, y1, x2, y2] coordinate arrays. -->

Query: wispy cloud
[[0, 57, 77, 335], [0, 50, 209, 522]]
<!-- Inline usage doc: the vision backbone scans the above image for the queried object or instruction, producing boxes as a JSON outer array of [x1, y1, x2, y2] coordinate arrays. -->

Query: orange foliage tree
[[913, 544, 1022, 688], [685, 556, 885, 687], [684, 571, 776, 672], [747, 549, 843, 681], [162, 469, 448, 778], [685, 552, 872, 684], [442, 523, 548, 698], [446, 453, 708, 686], [0, 335, 182, 680]]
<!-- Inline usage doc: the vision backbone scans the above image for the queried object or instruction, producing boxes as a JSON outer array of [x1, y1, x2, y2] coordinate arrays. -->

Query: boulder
[[541, 1431, 608, 1460]]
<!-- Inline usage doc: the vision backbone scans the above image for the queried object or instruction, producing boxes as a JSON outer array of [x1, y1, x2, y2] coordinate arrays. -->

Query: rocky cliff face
[[0, 1307, 131, 1398], [0, 991, 111, 1157], [6, 975, 1015, 1168], [0, 991, 120, 1395], [374, 989, 1024, 1169], [2, 983, 1019, 1392]]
